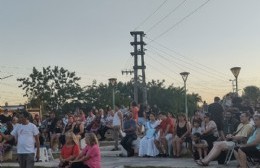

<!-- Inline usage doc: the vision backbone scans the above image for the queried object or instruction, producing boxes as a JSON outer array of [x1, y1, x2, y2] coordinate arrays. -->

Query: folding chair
[[224, 143, 235, 165], [247, 156, 260, 168]]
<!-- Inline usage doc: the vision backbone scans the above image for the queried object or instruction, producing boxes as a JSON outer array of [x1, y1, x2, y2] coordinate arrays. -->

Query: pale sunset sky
[[0, 0, 260, 106]]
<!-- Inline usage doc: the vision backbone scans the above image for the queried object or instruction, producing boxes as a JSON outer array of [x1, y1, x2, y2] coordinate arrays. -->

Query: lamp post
[[108, 78, 117, 111], [180, 72, 190, 118], [230, 67, 241, 96]]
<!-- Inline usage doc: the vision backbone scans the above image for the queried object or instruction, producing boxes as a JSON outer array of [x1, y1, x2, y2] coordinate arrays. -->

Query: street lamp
[[180, 72, 190, 118], [108, 78, 117, 111], [230, 67, 241, 96]]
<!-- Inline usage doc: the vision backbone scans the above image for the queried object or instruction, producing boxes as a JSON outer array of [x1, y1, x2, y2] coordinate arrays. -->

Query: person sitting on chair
[[196, 111, 253, 166], [172, 113, 191, 158], [59, 132, 80, 168], [139, 113, 160, 157], [154, 112, 174, 157], [192, 132, 208, 160], [69, 133, 101, 168], [120, 112, 137, 157], [234, 114, 260, 168]]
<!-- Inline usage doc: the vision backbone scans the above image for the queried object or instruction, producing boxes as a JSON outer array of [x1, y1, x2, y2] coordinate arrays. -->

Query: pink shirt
[[82, 144, 101, 168]]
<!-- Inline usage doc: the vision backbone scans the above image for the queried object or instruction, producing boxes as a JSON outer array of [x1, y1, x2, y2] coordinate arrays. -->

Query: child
[[191, 119, 203, 135], [192, 133, 208, 160]]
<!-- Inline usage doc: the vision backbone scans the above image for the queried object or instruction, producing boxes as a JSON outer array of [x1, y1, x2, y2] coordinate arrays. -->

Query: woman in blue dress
[[139, 113, 160, 157]]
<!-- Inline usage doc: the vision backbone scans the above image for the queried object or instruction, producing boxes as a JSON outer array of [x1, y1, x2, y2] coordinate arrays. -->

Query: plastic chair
[[35, 147, 54, 162]]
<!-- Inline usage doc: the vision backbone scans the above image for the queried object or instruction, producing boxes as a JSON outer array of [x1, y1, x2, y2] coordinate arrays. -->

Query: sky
[[0, 0, 260, 106]]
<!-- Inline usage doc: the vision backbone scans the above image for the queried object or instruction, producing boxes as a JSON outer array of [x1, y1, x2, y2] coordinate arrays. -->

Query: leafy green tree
[[187, 93, 202, 115], [146, 80, 201, 117], [17, 66, 82, 112], [242, 85, 260, 107]]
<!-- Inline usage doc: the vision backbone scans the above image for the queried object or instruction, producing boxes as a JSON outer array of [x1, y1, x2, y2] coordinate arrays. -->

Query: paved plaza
[[1, 141, 241, 168], [1, 156, 239, 168]]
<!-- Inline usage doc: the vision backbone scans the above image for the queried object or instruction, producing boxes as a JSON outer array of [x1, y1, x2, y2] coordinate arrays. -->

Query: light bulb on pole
[[230, 67, 241, 96]]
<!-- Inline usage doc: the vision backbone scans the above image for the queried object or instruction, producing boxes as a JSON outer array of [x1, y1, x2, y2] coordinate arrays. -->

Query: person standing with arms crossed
[[1, 110, 40, 168]]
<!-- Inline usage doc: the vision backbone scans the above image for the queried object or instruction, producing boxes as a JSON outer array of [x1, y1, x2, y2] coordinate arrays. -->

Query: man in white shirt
[[112, 104, 123, 151], [1, 110, 40, 168]]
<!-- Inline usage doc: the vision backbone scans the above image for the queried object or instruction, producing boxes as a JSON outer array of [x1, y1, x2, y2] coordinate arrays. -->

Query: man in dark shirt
[[47, 111, 58, 148], [208, 97, 224, 140], [0, 109, 12, 124], [120, 112, 137, 157], [223, 110, 240, 136]]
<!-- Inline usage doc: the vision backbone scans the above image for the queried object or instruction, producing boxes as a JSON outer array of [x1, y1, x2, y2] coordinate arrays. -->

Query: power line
[[147, 45, 228, 82], [146, 0, 187, 33], [145, 36, 229, 78], [0, 75, 13, 80], [146, 53, 228, 91], [134, 0, 168, 31], [145, 59, 228, 96], [122, 55, 133, 71], [146, 54, 181, 79], [145, 61, 182, 85], [147, 49, 185, 72], [150, 0, 211, 42]]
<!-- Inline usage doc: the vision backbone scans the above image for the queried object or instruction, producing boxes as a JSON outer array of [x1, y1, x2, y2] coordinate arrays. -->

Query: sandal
[[196, 159, 209, 166]]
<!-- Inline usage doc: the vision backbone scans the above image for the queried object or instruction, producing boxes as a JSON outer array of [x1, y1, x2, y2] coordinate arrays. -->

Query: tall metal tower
[[130, 31, 147, 105]]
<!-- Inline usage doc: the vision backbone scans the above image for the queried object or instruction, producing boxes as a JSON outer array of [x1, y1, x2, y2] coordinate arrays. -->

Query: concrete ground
[[1, 156, 239, 168], [101, 157, 238, 168], [2, 140, 243, 167]]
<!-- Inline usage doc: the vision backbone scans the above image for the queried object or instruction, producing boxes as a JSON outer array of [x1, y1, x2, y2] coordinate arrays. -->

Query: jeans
[[113, 125, 121, 149], [18, 153, 35, 168], [120, 134, 137, 157]]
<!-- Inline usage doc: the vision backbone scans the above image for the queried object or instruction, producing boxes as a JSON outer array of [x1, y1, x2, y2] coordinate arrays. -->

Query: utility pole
[[121, 69, 134, 75], [130, 31, 147, 105]]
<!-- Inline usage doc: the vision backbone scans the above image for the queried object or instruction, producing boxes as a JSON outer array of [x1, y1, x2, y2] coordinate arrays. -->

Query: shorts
[[240, 146, 260, 158], [225, 141, 235, 150]]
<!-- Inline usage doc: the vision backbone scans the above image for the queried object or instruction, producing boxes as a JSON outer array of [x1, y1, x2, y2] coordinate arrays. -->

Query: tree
[[187, 93, 202, 115], [17, 66, 82, 112], [146, 80, 201, 116], [242, 85, 260, 107], [80, 80, 133, 110]]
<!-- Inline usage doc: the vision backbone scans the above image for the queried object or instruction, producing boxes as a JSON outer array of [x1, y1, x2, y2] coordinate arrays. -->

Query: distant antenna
[[0, 75, 13, 80]]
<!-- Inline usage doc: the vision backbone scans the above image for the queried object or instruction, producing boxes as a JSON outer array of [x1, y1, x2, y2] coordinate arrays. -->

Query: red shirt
[[159, 117, 174, 134], [132, 106, 139, 122], [61, 144, 80, 159]]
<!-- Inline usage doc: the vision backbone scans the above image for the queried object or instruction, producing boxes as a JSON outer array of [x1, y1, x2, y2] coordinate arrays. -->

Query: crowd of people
[[0, 94, 259, 168]]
